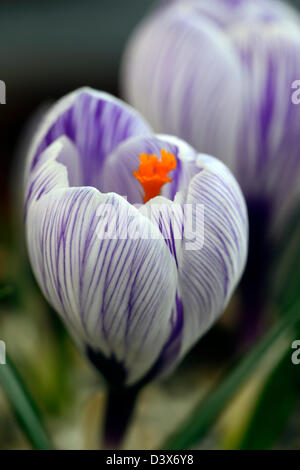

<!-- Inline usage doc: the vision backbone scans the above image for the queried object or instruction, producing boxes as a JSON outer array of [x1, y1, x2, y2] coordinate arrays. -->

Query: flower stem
[[103, 385, 140, 449]]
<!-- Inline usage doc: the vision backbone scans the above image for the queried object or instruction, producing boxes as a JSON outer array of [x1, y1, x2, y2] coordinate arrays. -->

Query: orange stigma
[[133, 149, 177, 203]]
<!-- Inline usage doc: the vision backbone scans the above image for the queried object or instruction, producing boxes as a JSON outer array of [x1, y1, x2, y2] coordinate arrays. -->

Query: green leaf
[[0, 354, 53, 449], [237, 349, 298, 450], [162, 302, 300, 450]]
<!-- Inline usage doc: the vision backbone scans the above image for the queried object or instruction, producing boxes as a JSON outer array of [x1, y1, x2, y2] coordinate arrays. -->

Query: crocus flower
[[24, 88, 247, 389], [122, 0, 300, 340]]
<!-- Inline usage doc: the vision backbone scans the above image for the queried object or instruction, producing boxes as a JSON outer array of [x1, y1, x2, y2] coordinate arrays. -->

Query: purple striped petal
[[177, 154, 248, 357], [229, 19, 300, 232], [170, 0, 300, 28], [25, 87, 152, 191], [137, 153, 248, 368], [122, 2, 243, 166], [25, 137, 81, 215], [25, 138, 178, 386], [138, 196, 185, 375]]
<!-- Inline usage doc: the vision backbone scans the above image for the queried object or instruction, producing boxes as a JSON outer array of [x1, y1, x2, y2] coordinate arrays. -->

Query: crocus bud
[[24, 88, 248, 387]]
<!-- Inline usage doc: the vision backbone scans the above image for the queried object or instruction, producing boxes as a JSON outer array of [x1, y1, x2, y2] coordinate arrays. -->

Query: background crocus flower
[[122, 0, 300, 341], [24, 88, 247, 445]]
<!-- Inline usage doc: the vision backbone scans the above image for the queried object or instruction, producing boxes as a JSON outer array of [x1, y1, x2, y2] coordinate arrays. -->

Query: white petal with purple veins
[[171, 0, 300, 28], [135, 150, 248, 368], [178, 154, 248, 357], [229, 20, 300, 231], [122, 3, 243, 165], [25, 87, 152, 191], [26, 137, 178, 386], [139, 153, 248, 364]]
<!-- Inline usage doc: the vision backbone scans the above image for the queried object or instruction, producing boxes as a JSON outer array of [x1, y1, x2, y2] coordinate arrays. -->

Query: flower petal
[[25, 136, 81, 215], [177, 154, 248, 358], [229, 19, 300, 231], [171, 0, 300, 28], [137, 153, 248, 366], [26, 146, 178, 386], [122, 3, 243, 165], [25, 87, 152, 191], [137, 196, 185, 376]]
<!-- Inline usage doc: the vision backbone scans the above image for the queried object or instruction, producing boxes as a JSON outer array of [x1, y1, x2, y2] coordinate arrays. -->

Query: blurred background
[[0, 0, 300, 450]]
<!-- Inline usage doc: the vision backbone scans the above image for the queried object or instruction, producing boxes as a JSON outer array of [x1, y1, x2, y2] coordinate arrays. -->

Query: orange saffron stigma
[[133, 149, 177, 203]]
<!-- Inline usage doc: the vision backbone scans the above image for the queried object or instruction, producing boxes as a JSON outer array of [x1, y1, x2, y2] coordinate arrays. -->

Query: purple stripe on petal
[[231, 19, 300, 231], [177, 154, 248, 358], [26, 183, 178, 385], [26, 88, 152, 193], [122, 4, 243, 166]]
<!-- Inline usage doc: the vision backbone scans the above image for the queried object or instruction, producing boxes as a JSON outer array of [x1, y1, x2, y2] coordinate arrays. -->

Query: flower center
[[133, 149, 177, 203]]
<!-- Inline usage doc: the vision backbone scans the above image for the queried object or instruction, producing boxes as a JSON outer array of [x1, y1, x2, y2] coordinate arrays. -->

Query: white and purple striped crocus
[[122, 0, 300, 238], [24, 88, 248, 387]]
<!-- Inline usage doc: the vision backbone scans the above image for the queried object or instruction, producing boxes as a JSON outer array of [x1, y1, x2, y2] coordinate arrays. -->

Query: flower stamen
[[133, 149, 177, 203]]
